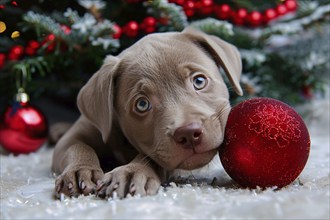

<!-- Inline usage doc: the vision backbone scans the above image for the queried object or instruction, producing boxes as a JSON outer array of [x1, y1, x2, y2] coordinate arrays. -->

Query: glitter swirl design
[[248, 103, 301, 148]]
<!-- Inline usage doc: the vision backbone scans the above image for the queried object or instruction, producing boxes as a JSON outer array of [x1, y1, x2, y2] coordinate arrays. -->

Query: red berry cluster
[[0, 25, 71, 69], [172, 0, 297, 27], [112, 16, 159, 39], [111, 0, 297, 40]]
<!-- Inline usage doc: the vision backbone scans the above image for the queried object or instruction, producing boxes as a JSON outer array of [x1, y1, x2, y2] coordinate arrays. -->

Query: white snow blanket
[[1, 98, 329, 219]]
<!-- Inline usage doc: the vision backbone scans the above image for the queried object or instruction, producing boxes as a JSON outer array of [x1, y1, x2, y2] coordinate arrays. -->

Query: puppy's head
[[78, 28, 242, 171]]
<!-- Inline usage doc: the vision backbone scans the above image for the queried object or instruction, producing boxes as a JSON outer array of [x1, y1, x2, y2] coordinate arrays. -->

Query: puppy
[[52, 27, 243, 199]]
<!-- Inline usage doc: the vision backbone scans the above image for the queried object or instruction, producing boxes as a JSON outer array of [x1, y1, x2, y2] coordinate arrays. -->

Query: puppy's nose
[[174, 123, 203, 148]]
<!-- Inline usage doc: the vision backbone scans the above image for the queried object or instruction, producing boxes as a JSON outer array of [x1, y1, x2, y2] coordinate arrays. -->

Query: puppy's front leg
[[52, 117, 104, 198], [97, 154, 161, 199]]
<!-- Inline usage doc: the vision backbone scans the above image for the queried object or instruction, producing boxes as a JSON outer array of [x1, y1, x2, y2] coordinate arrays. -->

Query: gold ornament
[[0, 21, 6, 33], [11, 31, 20, 39]]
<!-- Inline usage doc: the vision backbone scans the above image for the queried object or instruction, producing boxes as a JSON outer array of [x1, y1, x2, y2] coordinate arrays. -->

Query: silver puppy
[[52, 27, 243, 199]]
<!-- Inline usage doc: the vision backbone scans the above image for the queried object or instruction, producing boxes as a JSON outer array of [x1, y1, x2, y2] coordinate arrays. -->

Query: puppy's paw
[[54, 165, 104, 198], [97, 163, 161, 199]]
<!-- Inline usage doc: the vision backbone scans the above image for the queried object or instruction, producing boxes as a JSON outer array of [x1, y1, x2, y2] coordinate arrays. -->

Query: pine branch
[[145, 0, 188, 31], [12, 56, 52, 80], [23, 11, 68, 41], [190, 18, 234, 38], [261, 4, 330, 38]]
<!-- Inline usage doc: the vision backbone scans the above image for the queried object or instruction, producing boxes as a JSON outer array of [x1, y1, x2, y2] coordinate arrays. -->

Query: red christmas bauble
[[124, 21, 139, 38], [0, 102, 48, 154], [140, 17, 157, 34], [25, 40, 40, 56], [276, 4, 288, 16], [232, 8, 248, 25], [248, 11, 263, 27], [8, 45, 24, 60], [285, 0, 297, 12], [183, 0, 195, 17], [112, 24, 122, 39], [42, 34, 56, 53], [219, 97, 310, 188], [263, 8, 278, 24], [215, 4, 231, 20]]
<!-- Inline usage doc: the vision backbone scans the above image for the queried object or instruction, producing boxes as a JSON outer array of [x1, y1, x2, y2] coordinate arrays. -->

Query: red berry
[[276, 4, 288, 16], [264, 8, 277, 24], [215, 4, 231, 20], [248, 11, 262, 27], [184, 0, 195, 17], [112, 24, 122, 39], [285, 0, 297, 11], [124, 21, 139, 38], [8, 45, 24, 60], [232, 8, 248, 25]]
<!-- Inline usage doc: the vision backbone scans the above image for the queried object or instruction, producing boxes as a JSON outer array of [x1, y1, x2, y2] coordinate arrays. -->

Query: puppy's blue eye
[[193, 75, 208, 90], [135, 98, 151, 113]]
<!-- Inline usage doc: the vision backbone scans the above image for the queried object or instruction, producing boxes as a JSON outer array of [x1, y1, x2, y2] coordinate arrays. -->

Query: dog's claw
[[54, 166, 104, 198]]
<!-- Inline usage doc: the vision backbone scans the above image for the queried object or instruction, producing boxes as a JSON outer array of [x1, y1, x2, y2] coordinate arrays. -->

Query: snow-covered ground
[[1, 96, 329, 219]]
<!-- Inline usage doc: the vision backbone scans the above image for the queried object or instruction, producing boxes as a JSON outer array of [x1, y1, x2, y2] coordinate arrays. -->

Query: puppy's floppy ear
[[77, 55, 120, 143], [183, 27, 243, 96]]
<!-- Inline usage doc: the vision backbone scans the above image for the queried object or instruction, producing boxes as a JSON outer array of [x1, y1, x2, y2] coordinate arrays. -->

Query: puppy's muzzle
[[173, 122, 203, 149]]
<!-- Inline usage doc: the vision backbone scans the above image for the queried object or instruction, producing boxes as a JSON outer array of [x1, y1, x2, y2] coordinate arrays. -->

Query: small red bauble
[[219, 97, 310, 189], [263, 8, 278, 24], [276, 4, 288, 16], [141, 17, 157, 34], [232, 8, 248, 25], [25, 40, 40, 56], [215, 4, 231, 20], [124, 21, 139, 38], [248, 11, 263, 27], [183, 0, 195, 17], [8, 45, 24, 60], [285, 0, 297, 12], [199, 0, 213, 15], [112, 24, 122, 39], [42, 34, 56, 53], [0, 102, 48, 154], [60, 25, 71, 35]]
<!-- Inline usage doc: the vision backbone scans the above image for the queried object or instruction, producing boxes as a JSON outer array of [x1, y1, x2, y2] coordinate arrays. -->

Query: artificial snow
[[1, 97, 329, 219]]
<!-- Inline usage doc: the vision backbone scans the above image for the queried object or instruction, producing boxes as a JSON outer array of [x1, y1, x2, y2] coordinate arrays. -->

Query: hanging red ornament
[[219, 97, 310, 189], [263, 8, 278, 24], [285, 0, 297, 12], [183, 0, 195, 17], [276, 4, 288, 16], [124, 21, 139, 38], [8, 45, 24, 60], [232, 8, 248, 25], [25, 40, 40, 56], [248, 11, 263, 27], [112, 24, 122, 39], [0, 5, 5, 9], [215, 4, 231, 20], [0, 90, 48, 154], [0, 53, 5, 69]]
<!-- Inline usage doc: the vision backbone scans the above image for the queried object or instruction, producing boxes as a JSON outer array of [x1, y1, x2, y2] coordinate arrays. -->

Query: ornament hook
[[15, 68, 29, 103]]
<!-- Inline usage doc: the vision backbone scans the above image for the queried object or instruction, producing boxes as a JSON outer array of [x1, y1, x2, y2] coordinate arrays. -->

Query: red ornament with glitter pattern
[[219, 97, 310, 188]]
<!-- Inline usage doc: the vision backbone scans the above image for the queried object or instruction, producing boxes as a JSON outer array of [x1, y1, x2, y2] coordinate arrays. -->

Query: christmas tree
[[0, 0, 329, 114]]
